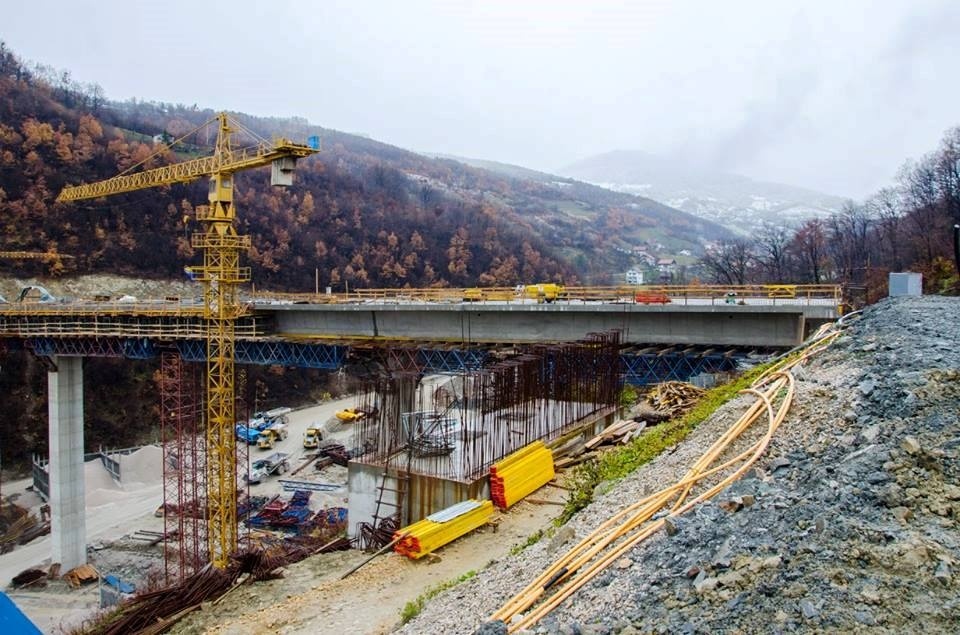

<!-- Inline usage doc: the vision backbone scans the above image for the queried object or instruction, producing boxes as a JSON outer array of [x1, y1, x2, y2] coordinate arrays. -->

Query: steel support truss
[[619, 347, 740, 386]]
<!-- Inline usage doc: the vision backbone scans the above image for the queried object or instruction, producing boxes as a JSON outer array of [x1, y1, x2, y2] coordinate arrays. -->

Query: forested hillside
[[0, 43, 727, 289], [0, 64, 559, 288], [0, 42, 721, 470]]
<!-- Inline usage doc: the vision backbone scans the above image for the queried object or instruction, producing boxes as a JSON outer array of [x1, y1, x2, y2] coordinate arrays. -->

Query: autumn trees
[[0, 41, 576, 289]]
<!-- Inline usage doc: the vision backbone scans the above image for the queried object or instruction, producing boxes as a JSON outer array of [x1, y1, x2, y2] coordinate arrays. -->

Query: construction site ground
[[0, 391, 568, 634], [173, 493, 565, 635]]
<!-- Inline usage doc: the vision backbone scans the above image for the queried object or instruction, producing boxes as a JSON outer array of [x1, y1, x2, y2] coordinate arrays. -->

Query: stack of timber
[[0, 503, 48, 552], [393, 500, 494, 559], [490, 441, 555, 509], [644, 381, 705, 418], [584, 419, 648, 450]]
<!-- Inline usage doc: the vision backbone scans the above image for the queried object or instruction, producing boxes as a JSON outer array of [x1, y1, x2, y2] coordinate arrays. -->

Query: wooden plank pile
[[554, 382, 706, 468], [644, 381, 705, 417], [63, 563, 99, 588], [584, 419, 648, 450]]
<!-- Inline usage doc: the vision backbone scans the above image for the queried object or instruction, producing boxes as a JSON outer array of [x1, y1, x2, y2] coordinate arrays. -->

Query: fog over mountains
[[559, 150, 847, 235]]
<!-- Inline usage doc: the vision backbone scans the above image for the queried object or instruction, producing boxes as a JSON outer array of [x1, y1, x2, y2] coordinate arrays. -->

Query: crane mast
[[57, 113, 318, 567]]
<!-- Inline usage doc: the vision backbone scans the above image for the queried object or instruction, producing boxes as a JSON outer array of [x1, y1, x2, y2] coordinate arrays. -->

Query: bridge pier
[[47, 356, 86, 571]]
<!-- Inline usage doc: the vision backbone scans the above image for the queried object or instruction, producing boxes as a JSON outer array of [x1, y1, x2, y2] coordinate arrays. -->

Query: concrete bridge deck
[[0, 285, 841, 348], [262, 298, 836, 347]]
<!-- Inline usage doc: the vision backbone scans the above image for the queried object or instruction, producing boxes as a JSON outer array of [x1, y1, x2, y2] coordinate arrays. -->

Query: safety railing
[[0, 284, 842, 320], [246, 284, 842, 306]]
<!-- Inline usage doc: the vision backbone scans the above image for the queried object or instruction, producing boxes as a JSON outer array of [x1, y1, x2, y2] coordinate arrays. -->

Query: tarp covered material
[[0, 592, 42, 634], [103, 574, 135, 594]]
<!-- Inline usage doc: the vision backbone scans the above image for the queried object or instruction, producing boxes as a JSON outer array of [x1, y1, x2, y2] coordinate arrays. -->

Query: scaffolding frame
[[159, 351, 207, 582]]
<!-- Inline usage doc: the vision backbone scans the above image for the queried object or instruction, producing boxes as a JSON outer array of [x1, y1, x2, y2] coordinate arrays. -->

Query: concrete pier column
[[47, 356, 86, 571]]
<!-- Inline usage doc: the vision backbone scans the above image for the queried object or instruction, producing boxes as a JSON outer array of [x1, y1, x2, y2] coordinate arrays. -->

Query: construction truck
[[252, 406, 292, 426], [246, 452, 291, 484], [256, 422, 289, 450], [235, 422, 263, 445], [303, 425, 323, 449], [517, 283, 565, 303], [335, 408, 367, 423]]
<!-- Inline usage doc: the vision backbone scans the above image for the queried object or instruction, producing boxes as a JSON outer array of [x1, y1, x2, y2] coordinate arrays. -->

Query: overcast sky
[[4, 0, 958, 198]]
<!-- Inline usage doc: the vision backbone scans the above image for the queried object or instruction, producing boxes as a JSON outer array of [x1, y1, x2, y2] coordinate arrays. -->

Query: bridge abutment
[[47, 356, 86, 571]]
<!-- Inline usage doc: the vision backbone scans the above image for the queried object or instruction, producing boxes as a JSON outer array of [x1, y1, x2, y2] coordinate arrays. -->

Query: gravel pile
[[398, 296, 960, 634]]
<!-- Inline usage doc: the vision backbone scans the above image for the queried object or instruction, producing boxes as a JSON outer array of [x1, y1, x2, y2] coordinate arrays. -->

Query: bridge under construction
[[0, 109, 843, 582], [0, 283, 840, 579]]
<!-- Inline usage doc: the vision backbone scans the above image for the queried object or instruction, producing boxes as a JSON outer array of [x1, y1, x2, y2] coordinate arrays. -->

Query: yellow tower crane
[[56, 113, 319, 567]]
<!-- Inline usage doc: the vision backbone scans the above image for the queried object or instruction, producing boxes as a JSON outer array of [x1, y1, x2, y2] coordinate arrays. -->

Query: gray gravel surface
[[396, 296, 960, 634]]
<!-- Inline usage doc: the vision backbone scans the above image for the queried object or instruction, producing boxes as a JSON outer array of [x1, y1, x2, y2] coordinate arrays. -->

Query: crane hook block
[[271, 157, 297, 186]]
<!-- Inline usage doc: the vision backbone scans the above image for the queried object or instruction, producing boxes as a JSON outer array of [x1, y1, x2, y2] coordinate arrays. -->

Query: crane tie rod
[[490, 323, 844, 632]]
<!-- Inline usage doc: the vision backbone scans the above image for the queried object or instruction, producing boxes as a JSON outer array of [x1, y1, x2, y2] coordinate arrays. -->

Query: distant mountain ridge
[[558, 150, 846, 235], [428, 152, 733, 250]]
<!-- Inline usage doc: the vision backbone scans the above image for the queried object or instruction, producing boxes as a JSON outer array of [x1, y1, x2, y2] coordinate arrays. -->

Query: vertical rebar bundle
[[353, 332, 622, 483]]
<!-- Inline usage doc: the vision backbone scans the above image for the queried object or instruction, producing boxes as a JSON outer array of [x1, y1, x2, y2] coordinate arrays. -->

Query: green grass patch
[[620, 385, 639, 407], [556, 362, 774, 525], [399, 569, 478, 624], [509, 529, 545, 556]]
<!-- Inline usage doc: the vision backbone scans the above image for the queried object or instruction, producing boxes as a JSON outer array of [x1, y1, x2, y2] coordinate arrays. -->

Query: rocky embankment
[[400, 296, 960, 634]]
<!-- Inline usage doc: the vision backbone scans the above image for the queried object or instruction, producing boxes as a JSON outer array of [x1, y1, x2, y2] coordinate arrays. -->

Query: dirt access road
[[173, 488, 566, 635]]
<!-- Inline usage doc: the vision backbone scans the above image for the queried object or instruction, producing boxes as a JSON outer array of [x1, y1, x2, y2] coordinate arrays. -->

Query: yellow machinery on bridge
[[56, 113, 319, 567]]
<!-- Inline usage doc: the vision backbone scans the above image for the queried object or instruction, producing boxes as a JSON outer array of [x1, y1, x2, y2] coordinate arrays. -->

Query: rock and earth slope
[[398, 295, 960, 634]]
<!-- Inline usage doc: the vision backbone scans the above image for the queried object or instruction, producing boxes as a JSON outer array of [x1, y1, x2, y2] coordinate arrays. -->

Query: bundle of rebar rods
[[86, 539, 349, 635]]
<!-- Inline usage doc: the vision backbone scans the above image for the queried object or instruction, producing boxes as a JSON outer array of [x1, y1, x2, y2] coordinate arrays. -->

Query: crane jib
[[56, 142, 316, 202]]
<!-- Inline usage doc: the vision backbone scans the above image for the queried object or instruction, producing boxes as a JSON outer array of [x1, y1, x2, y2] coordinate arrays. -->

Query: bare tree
[[866, 187, 905, 270], [698, 239, 756, 285], [788, 219, 828, 283], [935, 126, 960, 225], [900, 156, 942, 262], [827, 202, 872, 284], [756, 224, 791, 282]]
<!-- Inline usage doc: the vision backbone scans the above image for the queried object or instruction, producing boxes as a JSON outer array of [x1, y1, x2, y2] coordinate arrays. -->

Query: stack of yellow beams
[[393, 499, 494, 559], [490, 441, 555, 509]]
